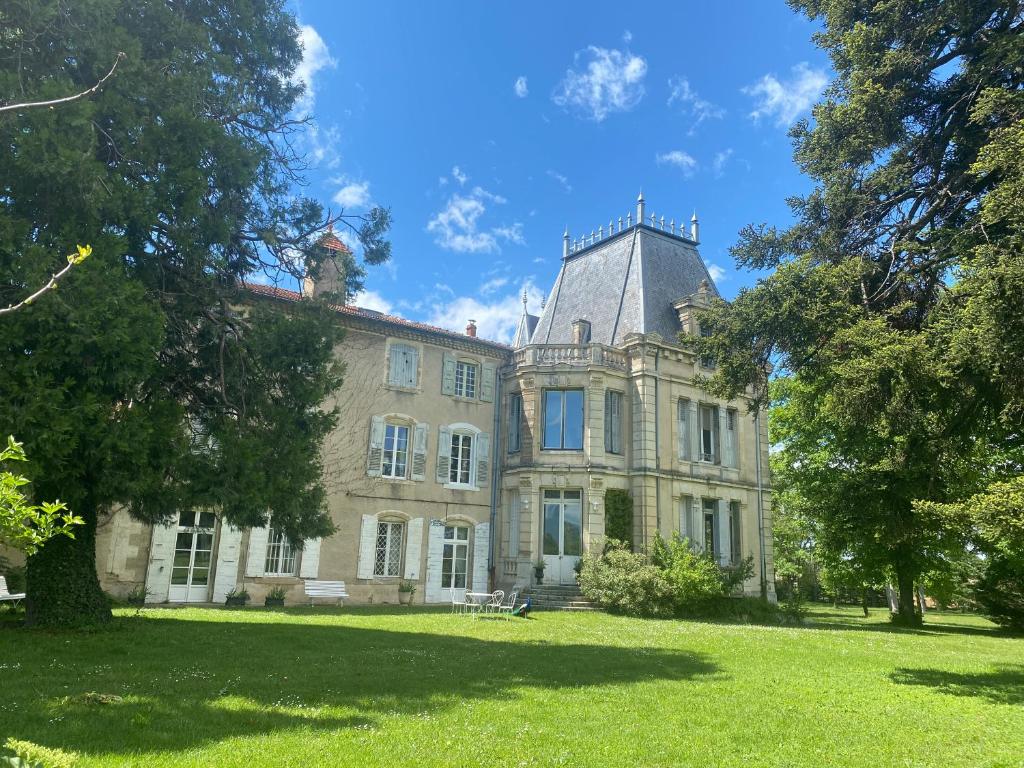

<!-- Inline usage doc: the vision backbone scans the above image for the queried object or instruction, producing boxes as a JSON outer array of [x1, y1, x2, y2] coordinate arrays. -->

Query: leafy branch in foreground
[[0, 245, 91, 316], [0, 436, 83, 556]]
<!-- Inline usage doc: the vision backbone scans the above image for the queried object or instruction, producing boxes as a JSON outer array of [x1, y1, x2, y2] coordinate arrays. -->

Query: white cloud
[[480, 277, 509, 296], [451, 166, 468, 186], [514, 76, 529, 98], [293, 25, 336, 117], [744, 62, 827, 127], [622, 30, 633, 44], [546, 170, 572, 193], [712, 148, 734, 177], [707, 264, 727, 283], [332, 178, 371, 209], [352, 289, 395, 314], [422, 281, 546, 344], [426, 186, 523, 254], [666, 76, 725, 133], [656, 150, 698, 177], [552, 45, 647, 122]]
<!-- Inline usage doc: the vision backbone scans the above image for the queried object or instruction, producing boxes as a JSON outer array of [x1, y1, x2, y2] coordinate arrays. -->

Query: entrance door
[[440, 524, 470, 603], [168, 511, 217, 603], [542, 490, 583, 584]]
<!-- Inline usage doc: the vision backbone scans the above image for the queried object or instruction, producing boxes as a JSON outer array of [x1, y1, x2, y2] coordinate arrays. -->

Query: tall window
[[455, 361, 478, 398], [449, 432, 473, 485], [543, 389, 584, 450], [264, 527, 297, 576], [374, 521, 404, 577], [702, 498, 718, 555], [729, 500, 741, 565], [699, 326, 715, 369], [724, 408, 737, 468], [508, 392, 522, 453], [677, 398, 692, 460], [382, 422, 410, 478], [441, 525, 469, 589], [605, 390, 623, 454], [387, 343, 419, 388], [700, 404, 719, 463]]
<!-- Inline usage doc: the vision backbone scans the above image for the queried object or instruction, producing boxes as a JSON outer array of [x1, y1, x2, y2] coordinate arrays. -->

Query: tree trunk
[[861, 587, 869, 617], [893, 567, 921, 626], [26, 503, 111, 627]]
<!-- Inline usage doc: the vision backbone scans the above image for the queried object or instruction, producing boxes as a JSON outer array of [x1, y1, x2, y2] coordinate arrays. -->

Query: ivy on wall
[[604, 490, 634, 550]]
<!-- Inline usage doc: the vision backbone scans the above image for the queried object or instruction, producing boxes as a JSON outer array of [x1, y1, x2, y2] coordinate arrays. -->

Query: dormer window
[[571, 319, 591, 345]]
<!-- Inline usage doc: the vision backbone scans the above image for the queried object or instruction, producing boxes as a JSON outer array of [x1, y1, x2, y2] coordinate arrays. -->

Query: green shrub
[[650, 534, 725, 610], [976, 555, 1024, 632], [1, 738, 77, 768], [604, 490, 634, 549], [577, 540, 674, 618]]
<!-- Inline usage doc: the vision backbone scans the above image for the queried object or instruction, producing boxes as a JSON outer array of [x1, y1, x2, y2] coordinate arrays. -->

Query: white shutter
[[507, 489, 521, 556], [211, 523, 243, 602], [441, 352, 457, 395], [715, 502, 730, 566], [245, 526, 269, 577], [387, 345, 401, 386], [475, 432, 491, 487], [693, 499, 705, 551], [403, 518, 424, 580], [144, 521, 179, 603], [404, 346, 419, 387], [357, 514, 377, 579], [367, 415, 385, 476], [678, 497, 689, 540], [480, 362, 496, 402], [299, 537, 322, 578], [718, 408, 728, 466], [689, 401, 700, 462], [436, 425, 452, 483], [724, 409, 737, 468], [411, 423, 429, 481], [424, 520, 445, 602], [471, 521, 490, 591], [677, 400, 690, 460]]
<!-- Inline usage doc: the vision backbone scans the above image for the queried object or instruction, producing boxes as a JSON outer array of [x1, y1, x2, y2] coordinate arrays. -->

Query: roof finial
[[522, 287, 528, 310], [563, 226, 570, 258], [690, 210, 700, 243], [637, 189, 645, 225]]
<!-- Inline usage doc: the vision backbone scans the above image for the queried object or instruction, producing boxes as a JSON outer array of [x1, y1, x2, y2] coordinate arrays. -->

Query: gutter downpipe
[[488, 367, 503, 590], [653, 346, 660, 541], [754, 408, 768, 600]]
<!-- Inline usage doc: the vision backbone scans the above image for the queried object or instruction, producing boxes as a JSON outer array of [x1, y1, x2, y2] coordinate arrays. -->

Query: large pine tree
[[694, 0, 1024, 623], [0, 0, 388, 626]]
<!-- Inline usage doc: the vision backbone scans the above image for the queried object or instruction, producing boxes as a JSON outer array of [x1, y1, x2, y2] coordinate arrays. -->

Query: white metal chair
[[494, 591, 518, 620], [0, 576, 25, 609], [483, 590, 504, 615], [451, 591, 468, 614]]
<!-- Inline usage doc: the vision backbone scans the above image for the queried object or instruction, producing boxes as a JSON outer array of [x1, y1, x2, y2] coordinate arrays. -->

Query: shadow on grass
[[890, 665, 1024, 705], [0, 614, 718, 757], [806, 613, 1004, 639]]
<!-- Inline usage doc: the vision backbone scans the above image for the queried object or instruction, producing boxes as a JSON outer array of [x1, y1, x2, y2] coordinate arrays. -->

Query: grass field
[[0, 605, 1021, 767]]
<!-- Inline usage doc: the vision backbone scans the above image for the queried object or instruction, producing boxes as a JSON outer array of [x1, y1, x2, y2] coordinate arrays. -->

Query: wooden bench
[[303, 580, 349, 606], [0, 576, 25, 608]]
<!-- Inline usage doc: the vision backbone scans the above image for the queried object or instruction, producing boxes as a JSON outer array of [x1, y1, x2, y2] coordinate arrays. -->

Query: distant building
[[76, 195, 776, 605]]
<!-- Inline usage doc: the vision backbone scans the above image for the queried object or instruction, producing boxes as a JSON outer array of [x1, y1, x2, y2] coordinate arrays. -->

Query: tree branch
[[0, 52, 125, 115], [0, 247, 91, 316]]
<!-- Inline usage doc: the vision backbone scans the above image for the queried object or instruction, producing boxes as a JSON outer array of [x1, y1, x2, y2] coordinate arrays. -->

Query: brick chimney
[[466, 319, 477, 337]]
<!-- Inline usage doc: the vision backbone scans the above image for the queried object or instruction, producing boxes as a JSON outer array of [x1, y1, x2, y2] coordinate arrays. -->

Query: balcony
[[513, 344, 628, 371]]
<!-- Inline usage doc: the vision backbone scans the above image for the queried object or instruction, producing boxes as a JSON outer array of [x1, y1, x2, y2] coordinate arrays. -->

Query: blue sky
[[286, 1, 831, 343]]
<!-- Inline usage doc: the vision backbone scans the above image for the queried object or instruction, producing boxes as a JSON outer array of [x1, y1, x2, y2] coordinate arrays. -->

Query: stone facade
[[9, 200, 775, 606]]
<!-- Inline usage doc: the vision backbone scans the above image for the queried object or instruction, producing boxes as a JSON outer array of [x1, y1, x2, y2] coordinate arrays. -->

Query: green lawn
[[0, 605, 1021, 767]]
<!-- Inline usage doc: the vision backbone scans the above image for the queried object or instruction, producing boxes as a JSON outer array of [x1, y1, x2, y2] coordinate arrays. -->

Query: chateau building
[[35, 195, 776, 605]]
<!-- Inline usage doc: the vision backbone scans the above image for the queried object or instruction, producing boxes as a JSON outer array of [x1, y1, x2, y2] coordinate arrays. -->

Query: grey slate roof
[[531, 225, 719, 346], [512, 311, 539, 348]]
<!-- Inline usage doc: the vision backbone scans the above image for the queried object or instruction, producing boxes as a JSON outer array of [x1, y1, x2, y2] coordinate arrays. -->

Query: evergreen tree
[[0, 0, 389, 625], [694, 0, 1023, 623]]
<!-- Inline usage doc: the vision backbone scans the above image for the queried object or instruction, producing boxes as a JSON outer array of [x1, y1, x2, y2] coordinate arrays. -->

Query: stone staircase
[[520, 584, 599, 612]]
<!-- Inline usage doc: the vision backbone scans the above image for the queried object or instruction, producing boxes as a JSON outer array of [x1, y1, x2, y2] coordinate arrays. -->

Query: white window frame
[[441, 524, 470, 589], [381, 421, 411, 479], [508, 392, 522, 453], [454, 360, 478, 399], [542, 388, 585, 451], [700, 403, 719, 464], [449, 431, 474, 487], [264, 527, 298, 576], [605, 389, 623, 454], [374, 520, 405, 577]]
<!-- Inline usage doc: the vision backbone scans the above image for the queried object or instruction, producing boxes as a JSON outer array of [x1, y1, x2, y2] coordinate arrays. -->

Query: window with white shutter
[[508, 393, 522, 453], [373, 521, 405, 577], [387, 343, 419, 388], [677, 399, 691, 460]]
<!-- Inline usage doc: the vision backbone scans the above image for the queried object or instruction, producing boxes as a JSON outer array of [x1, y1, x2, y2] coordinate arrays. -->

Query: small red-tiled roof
[[315, 225, 351, 254], [243, 282, 510, 351]]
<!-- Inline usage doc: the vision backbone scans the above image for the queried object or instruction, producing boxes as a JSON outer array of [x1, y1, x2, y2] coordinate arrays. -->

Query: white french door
[[168, 511, 217, 603], [440, 524, 469, 602], [542, 489, 583, 585]]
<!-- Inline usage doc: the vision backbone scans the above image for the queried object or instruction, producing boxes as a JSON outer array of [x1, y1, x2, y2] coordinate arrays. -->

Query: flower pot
[[534, 569, 544, 585], [225, 596, 248, 607], [264, 597, 285, 608], [398, 591, 414, 605], [127, 597, 145, 608]]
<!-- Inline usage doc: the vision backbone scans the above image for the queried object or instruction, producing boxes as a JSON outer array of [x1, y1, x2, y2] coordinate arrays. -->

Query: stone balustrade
[[513, 343, 628, 371]]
